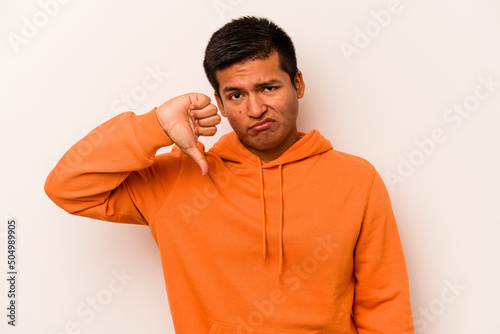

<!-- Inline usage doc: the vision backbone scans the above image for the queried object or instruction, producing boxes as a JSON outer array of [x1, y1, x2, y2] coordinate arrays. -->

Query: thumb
[[183, 145, 209, 176]]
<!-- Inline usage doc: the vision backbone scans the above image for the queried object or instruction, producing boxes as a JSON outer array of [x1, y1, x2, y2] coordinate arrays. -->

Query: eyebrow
[[222, 79, 282, 94]]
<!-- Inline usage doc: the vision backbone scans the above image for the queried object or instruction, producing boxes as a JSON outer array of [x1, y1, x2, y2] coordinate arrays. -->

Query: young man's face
[[214, 51, 305, 160]]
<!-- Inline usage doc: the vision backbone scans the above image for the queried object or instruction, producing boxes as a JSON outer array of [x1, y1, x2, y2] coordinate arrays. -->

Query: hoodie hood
[[209, 130, 333, 279], [210, 130, 333, 167]]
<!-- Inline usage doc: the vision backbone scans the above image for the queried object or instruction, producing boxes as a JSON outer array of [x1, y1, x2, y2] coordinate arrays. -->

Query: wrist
[[132, 107, 173, 157]]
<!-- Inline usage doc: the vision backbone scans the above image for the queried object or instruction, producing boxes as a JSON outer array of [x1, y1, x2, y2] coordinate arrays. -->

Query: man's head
[[204, 16, 305, 162], [203, 16, 298, 97]]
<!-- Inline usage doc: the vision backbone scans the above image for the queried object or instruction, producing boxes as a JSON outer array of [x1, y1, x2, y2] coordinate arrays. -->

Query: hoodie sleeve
[[352, 170, 415, 333], [44, 107, 175, 225]]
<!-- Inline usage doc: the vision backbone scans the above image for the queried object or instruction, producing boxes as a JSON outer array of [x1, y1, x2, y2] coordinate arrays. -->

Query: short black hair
[[203, 16, 298, 96]]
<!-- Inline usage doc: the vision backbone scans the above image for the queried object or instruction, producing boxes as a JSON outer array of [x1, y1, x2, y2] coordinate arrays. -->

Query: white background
[[1, 0, 499, 333]]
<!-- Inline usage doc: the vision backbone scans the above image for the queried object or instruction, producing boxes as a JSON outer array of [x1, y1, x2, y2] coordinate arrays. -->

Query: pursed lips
[[249, 118, 274, 131]]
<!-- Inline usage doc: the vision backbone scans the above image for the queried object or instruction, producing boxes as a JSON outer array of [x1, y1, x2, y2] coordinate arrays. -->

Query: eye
[[229, 93, 242, 100], [263, 86, 277, 92]]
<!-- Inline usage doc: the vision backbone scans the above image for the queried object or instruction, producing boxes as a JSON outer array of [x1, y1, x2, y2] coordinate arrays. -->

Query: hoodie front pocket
[[209, 321, 319, 334]]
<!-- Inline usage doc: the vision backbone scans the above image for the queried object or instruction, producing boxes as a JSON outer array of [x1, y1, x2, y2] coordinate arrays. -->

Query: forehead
[[215, 52, 288, 91]]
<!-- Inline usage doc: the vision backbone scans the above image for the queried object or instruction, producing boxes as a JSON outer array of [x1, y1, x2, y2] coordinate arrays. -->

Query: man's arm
[[44, 93, 220, 224], [352, 170, 415, 333]]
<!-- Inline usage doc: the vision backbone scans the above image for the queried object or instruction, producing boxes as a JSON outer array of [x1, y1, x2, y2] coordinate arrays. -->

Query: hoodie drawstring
[[278, 164, 284, 281], [259, 161, 267, 261], [258, 161, 284, 281]]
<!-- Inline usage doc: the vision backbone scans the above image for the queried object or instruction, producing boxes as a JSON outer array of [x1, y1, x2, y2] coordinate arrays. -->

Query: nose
[[245, 94, 267, 118]]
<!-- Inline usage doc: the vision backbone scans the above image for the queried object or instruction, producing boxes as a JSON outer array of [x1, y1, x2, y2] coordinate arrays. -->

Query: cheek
[[281, 99, 299, 122], [225, 112, 245, 131], [230, 104, 247, 118], [224, 105, 241, 118]]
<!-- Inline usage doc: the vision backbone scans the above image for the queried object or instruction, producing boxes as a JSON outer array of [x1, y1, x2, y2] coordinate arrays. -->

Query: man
[[45, 16, 415, 333]]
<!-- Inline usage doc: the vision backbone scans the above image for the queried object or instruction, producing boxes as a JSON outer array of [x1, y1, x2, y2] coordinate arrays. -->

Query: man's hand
[[156, 93, 221, 175]]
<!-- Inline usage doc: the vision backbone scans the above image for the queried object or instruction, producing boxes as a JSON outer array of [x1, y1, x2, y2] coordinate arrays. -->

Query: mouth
[[250, 118, 274, 131]]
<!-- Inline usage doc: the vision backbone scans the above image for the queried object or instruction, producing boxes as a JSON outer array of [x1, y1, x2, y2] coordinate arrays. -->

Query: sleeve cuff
[[131, 107, 173, 158]]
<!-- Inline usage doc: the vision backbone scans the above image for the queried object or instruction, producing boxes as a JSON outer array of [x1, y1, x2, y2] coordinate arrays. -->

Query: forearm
[[44, 107, 173, 223], [352, 171, 415, 333]]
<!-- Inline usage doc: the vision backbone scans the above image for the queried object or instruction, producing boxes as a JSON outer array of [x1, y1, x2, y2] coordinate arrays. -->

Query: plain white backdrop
[[1, 0, 499, 333]]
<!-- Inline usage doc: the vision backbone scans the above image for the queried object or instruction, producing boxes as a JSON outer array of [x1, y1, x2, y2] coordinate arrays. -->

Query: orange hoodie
[[45, 107, 414, 334]]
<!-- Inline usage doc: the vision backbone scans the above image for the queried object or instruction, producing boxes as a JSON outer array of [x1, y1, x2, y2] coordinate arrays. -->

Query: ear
[[294, 70, 305, 99], [214, 91, 226, 117]]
